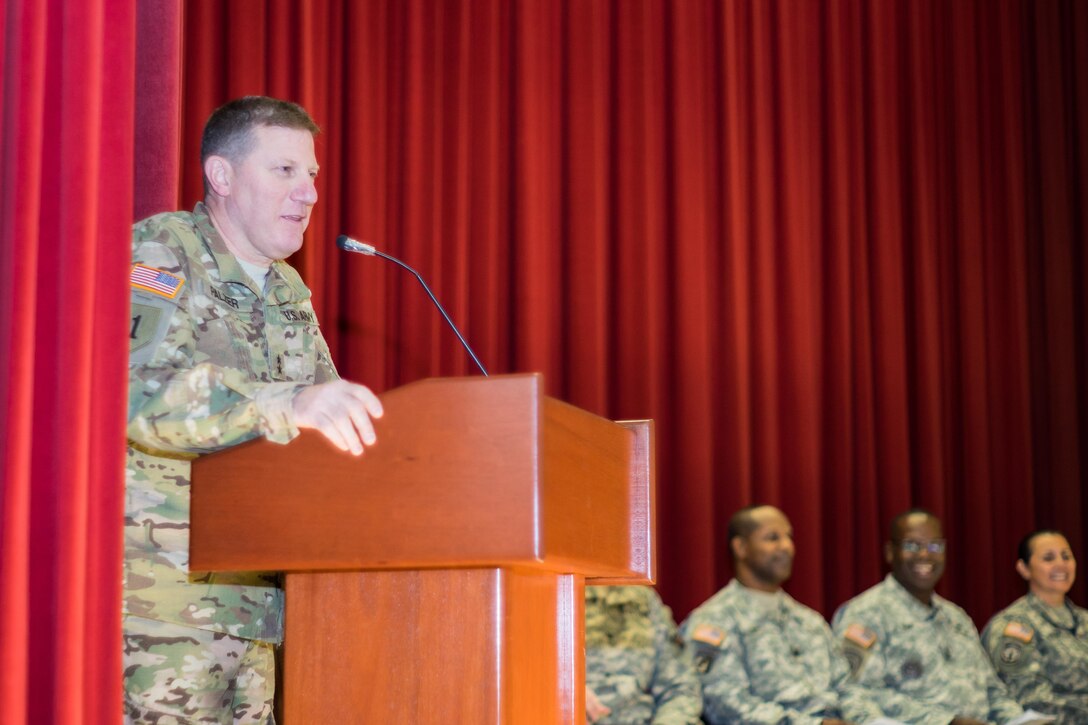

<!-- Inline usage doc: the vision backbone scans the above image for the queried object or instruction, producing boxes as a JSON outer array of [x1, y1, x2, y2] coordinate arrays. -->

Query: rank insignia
[[131, 264, 184, 299]]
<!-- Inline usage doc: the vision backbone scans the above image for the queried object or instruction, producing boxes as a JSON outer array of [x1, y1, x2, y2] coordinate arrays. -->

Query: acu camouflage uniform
[[584, 585, 702, 725], [832, 573, 1024, 725], [678, 579, 849, 725], [981, 593, 1088, 723], [125, 203, 337, 720]]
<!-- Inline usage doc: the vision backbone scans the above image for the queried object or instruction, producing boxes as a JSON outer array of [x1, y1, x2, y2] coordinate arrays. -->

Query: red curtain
[[1, 1, 1083, 721], [0, 0, 135, 722], [175, 0, 1087, 626]]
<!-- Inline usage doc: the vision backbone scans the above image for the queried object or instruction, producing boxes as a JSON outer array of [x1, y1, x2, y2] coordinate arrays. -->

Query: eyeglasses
[[895, 539, 946, 555]]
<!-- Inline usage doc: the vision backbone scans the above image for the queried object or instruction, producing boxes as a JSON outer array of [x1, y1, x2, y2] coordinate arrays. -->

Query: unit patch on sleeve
[[131, 264, 185, 299], [130, 298, 175, 364], [842, 623, 878, 678], [690, 623, 726, 673], [999, 640, 1025, 667]]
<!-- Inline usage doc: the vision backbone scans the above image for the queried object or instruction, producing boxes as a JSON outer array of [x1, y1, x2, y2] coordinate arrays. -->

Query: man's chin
[[275, 240, 305, 259], [905, 574, 941, 593]]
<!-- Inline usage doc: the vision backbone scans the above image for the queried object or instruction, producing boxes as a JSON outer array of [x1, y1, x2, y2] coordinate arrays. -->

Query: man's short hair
[[888, 507, 938, 541], [1017, 528, 1066, 564], [727, 504, 775, 559], [200, 96, 320, 190]]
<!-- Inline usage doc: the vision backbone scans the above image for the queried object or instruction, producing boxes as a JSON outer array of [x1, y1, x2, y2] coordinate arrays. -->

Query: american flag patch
[[131, 264, 184, 298], [1003, 620, 1033, 643], [692, 623, 726, 646], [844, 623, 877, 649]]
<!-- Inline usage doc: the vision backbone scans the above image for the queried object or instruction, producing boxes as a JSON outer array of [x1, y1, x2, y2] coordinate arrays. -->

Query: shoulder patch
[[998, 640, 1026, 667], [130, 299, 175, 364], [691, 623, 726, 647], [131, 264, 184, 299], [844, 623, 877, 649], [1003, 620, 1034, 643]]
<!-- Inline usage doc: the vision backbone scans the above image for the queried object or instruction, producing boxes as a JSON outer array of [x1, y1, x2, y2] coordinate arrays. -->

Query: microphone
[[336, 235, 489, 377]]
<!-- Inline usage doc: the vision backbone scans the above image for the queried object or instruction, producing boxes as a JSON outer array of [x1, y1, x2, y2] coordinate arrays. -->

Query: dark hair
[[888, 507, 938, 541], [1017, 529, 1067, 564], [200, 96, 320, 191], [727, 505, 782, 559]]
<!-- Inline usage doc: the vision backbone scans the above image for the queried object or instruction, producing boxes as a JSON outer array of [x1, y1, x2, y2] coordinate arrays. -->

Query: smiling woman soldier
[[982, 530, 1088, 724]]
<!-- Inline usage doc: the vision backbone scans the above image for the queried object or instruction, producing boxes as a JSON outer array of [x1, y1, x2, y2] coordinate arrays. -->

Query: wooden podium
[[190, 374, 654, 723]]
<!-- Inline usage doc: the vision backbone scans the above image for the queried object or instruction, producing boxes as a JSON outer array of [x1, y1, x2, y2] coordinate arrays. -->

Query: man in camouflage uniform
[[832, 509, 1025, 725], [125, 96, 384, 723], [982, 529, 1088, 723], [584, 585, 702, 724], [679, 505, 853, 725]]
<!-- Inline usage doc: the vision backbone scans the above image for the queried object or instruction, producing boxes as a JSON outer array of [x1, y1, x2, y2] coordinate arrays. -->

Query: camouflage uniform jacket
[[585, 585, 703, 725], [125, 202, 338, 644], [678, 579, 849, 725], [832, 574, 1024, 725], [981, 593, 1088, 723]]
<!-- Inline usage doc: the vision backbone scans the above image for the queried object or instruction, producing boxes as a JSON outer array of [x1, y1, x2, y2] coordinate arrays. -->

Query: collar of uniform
[[727, 578, 790, 624], [265, 260, 312, 306], [191, 201, 312, 305], [882, 572, 948, 622], [1026, 591, 1080, 633], [191, 201, 263, 297]]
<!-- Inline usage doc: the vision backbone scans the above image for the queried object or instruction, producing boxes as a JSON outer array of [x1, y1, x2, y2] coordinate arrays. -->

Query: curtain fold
[[1, 2, 1084, 720], [0, 1, 136, 722], [175, 0, 1087, 624]]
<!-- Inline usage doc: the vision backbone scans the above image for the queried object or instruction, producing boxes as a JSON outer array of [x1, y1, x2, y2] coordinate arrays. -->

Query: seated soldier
[[982, 528, 1088, 723], [679, 505, 853, 725], [832, 508, 1028, 725], [584, 584, 702, 725]]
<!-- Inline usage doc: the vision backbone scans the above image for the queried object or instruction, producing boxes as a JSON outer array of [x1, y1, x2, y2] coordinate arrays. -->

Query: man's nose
[[295, 179, 318, 204]]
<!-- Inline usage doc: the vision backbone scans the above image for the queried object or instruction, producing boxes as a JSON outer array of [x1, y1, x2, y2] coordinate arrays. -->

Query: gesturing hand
[[292, 379, 384, 455]]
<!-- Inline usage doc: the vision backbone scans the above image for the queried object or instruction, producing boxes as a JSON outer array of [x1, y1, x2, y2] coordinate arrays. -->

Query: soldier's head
[[728, 505, 794, 592], [200, 96, 322, 265], [885, 508, 945, 605], [201, 96, 320, 184], [1016, 529, 1075, 605]]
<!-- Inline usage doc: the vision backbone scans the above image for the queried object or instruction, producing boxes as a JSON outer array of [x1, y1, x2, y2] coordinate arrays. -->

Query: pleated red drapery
[[0, 0, 1085, 722], [175, 0, 1087, 625], [0, 0, 135, 723]]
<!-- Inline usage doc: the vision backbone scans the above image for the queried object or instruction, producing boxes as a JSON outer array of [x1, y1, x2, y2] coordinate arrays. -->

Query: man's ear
[[203, 155, 233, 197], [730, 535, 745, 561], [883, 541, 894, 566]]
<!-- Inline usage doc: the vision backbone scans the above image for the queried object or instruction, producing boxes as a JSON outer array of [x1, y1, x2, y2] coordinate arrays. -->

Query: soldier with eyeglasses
[[830, 509, 1029, 725]]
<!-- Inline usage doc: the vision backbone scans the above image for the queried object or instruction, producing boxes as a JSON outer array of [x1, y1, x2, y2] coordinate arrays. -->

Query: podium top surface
[[190, 374, 654, 581]]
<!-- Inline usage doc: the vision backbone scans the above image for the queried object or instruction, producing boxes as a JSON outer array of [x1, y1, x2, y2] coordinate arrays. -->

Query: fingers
[[339, 383, 383, 451], [292, 380, 384, 456]]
